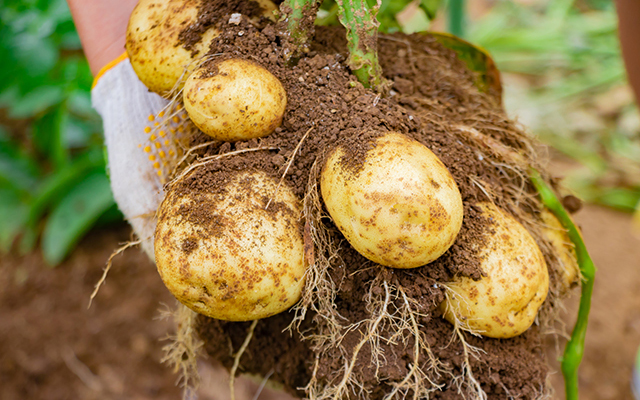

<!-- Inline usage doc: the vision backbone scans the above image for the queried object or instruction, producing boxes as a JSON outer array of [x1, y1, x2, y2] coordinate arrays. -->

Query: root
[[251, 369, 275, 400], [307, 272, 451, 400], [160, 303, 203, 400], [230, 320, 259, 400], [170, 139, 219, 176], [88, 239, 142, 308], [452, 327, 487, 400], [385, 285, 446, 400], [288, 156, 346, 340], [441, 285, 488, 400], [167, 147, 279, 187], [328, 280, 392, 400], [265, 126, 313, 210]]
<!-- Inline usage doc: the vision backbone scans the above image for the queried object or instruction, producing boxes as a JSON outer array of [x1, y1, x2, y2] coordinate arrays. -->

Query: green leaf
[[9, 85, 64, 118], [0, 137, 40, 194], [428, 32, 503, 103], [94, 203, 125, 227], [41, 171, 115, 266], [26, 148, 104, 227], [0, 186, 29, 252], [31, 101, 68, 167], [593, 187, 640, 212]]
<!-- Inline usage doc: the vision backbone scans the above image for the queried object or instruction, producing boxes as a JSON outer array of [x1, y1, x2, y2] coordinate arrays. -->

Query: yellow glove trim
[[92, 52, 129, 89]]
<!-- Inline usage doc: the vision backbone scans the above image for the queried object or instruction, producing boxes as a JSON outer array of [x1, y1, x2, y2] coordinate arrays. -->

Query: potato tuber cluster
[[126, 0, 557, 342]]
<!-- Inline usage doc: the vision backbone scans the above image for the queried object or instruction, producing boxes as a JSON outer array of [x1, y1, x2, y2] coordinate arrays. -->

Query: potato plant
[[122, 0, 596, 399]]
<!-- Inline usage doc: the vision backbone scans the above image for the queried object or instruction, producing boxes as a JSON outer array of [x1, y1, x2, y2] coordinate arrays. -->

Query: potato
[[126, 0, 277, 96], [183, 59, 287, 141], [441, 202, 549, 338], [154, 169, 305, 321], [320, 132, 464, 268], [540, 209, 580, 292]]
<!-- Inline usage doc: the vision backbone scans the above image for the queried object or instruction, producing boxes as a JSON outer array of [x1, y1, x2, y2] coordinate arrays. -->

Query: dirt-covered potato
[[126, 0, 277, 96], [320, 132, 464, 268], [154, 169, 305, 321], [183, 58, 287, 141], [540, 209, 580, 292], [441, 202, 549, 338]]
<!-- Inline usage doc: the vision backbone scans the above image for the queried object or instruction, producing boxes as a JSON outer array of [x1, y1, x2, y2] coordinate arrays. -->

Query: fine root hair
[[305, 271, 451, 400], [88, 238, 142, 308], [160, 303, 204, 400], [440, 285, 488, 400]]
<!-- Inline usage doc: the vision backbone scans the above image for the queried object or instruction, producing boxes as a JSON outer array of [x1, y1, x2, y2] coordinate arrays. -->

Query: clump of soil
[[158, 2, 568, 399]]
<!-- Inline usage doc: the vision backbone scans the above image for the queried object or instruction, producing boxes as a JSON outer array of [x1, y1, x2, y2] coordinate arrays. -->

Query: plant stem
[[530, 169, 596, 400], [335, 0, 387, 91], [448, 0, 465, 38], [279, 0, 321, 62]]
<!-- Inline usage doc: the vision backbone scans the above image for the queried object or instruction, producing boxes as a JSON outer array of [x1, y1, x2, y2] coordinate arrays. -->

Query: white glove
[[92, 55, 169, 258]]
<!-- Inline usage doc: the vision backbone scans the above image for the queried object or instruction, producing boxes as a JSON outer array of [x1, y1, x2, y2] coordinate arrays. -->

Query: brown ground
[[1, 202, 638, 399]]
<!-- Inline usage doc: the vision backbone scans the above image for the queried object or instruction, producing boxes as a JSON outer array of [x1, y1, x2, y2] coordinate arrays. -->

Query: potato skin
[[320, 132, 464, 268], [183, 59, 287, 141], [540, 209, 580, 292], [126, 0, 278, 96], [126, 0, 218, 96], [441, 203, 549, 339], [154, 170, 305, 321]]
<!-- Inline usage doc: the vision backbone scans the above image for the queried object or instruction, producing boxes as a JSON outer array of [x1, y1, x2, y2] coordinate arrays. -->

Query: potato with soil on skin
[[154, 169, 306, 321], [183, 58, 287, 141], [126, 0, 277, 96], [540, 209, 580, 292], [320, 132, 464, 269], [441, 202, 550, 339]]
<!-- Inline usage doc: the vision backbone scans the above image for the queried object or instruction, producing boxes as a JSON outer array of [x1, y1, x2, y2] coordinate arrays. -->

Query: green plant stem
[[448, 0, 465, 38], [279, 0, 321, 61], [335, 0, 387, 91], [530, 169, 596, 400]]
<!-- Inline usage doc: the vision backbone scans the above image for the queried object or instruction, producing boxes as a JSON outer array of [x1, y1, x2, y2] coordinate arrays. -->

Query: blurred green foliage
[[0, 0, 121, 265], [467, 0, 640, 215]]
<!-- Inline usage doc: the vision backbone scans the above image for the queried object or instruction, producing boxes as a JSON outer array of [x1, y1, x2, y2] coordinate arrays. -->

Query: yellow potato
[[126, 0, 218, 96], [540, 209, 580, 292], [183, 59, 287, 141], [126, 0, 277, 96], [441, 203, 549, 338], [154, 170, 305, 321], [320, 132, 464, 268]]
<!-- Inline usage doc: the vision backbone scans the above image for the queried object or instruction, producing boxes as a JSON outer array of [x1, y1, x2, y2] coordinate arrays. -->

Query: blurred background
[[1, 0, 639, 399]]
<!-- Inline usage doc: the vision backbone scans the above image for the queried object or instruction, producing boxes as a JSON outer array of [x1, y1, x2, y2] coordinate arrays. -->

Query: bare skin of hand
[[616, 0, 640, 104], [67, 0, 139, 75]]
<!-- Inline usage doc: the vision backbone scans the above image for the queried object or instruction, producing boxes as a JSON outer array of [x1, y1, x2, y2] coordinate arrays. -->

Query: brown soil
[[0, 225, 284, 400], [161, 3, 562, 399], [1, 206, 638, 399]]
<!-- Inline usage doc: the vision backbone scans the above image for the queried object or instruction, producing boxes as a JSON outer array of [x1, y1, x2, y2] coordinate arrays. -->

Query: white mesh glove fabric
[[92, 57, 170, 258]]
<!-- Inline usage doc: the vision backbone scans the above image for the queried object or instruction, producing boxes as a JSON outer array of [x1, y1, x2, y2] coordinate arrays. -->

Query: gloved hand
[[92, 56, 169, 257]]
